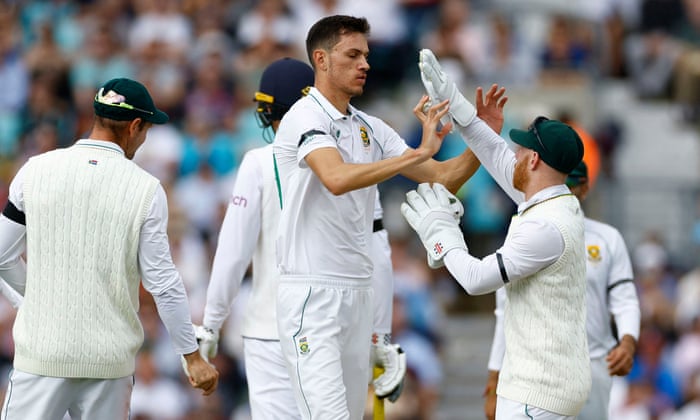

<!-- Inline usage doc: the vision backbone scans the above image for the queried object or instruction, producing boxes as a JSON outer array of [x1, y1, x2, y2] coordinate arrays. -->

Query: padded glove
[[426, 183, 463, 268], [371, 333, 407, 402], [419, 49, 476, 127], [195, 325, 219, 362], [402, 183, 467, 263]]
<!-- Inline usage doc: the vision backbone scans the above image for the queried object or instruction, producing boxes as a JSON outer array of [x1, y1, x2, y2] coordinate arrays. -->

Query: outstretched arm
[[305, 97, 452, 195], [403, 85, 508, 194]]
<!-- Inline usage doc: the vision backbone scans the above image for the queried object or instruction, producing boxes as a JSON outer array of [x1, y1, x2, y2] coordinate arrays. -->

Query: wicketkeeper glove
[[195, 325, 219, 362], [402, 183, 467, 263], [419, 49, 476, 127], [180, 325, 219, 377], [371, 333, 407, 402], [427, 184, 464, 269]]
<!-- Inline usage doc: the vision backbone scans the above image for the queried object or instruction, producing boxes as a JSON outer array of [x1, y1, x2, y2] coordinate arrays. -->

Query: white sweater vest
[[15, 143, 158, 378], [498, 194, 591, 415]]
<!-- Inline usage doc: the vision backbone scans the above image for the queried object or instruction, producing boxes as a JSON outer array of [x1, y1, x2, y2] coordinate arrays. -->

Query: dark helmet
[[254, 58, 314, 137]]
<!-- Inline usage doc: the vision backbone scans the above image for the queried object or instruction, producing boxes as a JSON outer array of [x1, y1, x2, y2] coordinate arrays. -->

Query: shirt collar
[[307, 87, 356, 121], [75, 139, 125, 156], [517, 184, 572, 214]]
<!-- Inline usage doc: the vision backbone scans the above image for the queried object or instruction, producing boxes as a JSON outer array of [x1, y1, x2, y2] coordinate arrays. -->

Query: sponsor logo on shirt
[[88, 159, 98, 165], [231, 195, 248, 207]]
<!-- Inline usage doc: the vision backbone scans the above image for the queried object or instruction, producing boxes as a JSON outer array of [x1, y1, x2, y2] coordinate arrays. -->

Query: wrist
[[620, 335, 636, 352]]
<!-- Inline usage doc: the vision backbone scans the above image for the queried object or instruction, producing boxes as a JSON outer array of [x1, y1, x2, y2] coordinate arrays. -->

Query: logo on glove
[[433, 242, 443, 255]]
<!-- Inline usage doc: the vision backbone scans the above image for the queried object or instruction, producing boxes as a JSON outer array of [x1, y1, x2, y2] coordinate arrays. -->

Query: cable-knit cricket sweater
[[497, 194, 592, 415], [14, 142, 158, 378]]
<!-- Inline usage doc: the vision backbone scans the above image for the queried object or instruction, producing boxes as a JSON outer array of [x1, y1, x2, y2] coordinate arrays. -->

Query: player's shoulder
[[584, 217, 624, 242], [243, 144, 273, 162]]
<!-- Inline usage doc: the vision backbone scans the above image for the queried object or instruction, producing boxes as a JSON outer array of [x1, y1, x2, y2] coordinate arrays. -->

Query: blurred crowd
[[1, 0, 700, 419]]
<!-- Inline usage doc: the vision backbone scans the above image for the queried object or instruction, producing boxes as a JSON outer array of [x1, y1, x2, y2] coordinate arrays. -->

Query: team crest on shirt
[[359, 126, 370, 148], [298, 336, 310, 355], [587, 245, 601, 262]]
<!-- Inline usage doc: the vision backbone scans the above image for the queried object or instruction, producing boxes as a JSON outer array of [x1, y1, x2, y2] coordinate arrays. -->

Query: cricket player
[[403, 49, 590, 418], [196, 57, 406, 418], [484, 160, 641, 420], [272, 15, 485, 420], [0, 78, 218, 419]]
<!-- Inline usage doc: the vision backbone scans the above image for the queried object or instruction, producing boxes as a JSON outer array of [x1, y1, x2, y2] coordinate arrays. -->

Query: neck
[[88, 126, 126, 151], [522, 176, 567, 201], [315, 81, 351, 115]]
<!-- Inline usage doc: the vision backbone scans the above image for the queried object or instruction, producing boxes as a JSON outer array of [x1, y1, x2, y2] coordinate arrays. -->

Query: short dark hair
[[305, 15, 370, 68]]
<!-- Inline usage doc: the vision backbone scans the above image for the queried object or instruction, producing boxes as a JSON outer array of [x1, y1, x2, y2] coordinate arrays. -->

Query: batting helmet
[[255, 58, 314, 132]]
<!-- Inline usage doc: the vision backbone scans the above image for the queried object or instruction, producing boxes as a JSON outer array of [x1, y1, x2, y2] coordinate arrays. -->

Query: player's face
[[326, 32, 370, 97]]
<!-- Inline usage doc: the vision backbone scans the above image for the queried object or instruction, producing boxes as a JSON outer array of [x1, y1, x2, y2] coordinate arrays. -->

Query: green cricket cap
[[566, 160, 589, 187], [93, 78, 169, 124], [509, 117, 584, 174]]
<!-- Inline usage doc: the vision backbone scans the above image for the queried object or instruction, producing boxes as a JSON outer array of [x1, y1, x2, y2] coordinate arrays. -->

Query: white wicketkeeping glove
[[371, 333, 407, 402], [401, 183, 467, 263], [426, 183, 464, 269], [195, 325, 219, 361], [180, 325, 219, 376], [418, 49, 476, 127]]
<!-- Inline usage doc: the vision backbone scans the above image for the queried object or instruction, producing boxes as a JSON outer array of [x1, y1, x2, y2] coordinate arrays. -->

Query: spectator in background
[[539, 14, 595, 82], [70, 19, 135, 119], [0, 6, 28, 157], [477, 12, 539, 87], [129, 0, 192, 63], [419, 0, 486, 88]]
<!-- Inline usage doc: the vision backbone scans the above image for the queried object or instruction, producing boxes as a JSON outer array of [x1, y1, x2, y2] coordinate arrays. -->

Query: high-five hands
[[418, 49, 476, 127]]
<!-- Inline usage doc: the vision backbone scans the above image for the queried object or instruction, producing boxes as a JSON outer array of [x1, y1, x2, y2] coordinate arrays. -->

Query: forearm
[[444, 249, 505, 295], [417, 148, 481, 194], [610, 282, 641, 341], [457, 119, 523, 204], [316, 148, 430, 195], [152, 285, 198, 355]]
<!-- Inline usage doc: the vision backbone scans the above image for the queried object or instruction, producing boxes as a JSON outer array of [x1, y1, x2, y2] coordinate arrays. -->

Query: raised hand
[[476, 84, 508, 134], [413, 96, 452, 159], [418, 49, 476, 127]]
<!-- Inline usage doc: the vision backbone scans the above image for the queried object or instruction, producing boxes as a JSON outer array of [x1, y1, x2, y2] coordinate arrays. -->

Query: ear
[[529, 150, 541, 170], [313, 49, 327, 71], [128, 118, 142, 136]]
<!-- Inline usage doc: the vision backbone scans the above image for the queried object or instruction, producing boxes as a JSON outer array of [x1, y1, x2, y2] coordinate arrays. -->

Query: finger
[[437, 121, 453, 137], [498, 95, 509, 110], [417, 183, 440, 208], [400, 202, 420, 230], [432, 183, 452, 207], [413, 95, 430, 117], [475, 87, 484, 106], [405, 190, 429, 213]]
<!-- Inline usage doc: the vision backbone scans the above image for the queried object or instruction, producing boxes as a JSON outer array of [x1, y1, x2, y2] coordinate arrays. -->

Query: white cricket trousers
[[243, 337, 301, 419], [496, 396, 577, 420], [577, 357, 612, 420], [277, 276, 373, 420], [370, 229, 393, 334], [1, 369, 133, 420]]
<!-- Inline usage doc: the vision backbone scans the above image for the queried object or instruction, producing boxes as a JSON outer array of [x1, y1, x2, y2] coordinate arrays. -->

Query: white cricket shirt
[[203, 144, 282, 339], [273, 87, 407, 280]]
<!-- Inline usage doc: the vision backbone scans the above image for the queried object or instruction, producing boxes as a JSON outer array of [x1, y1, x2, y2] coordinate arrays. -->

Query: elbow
[[322, 177, 352, 196]]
